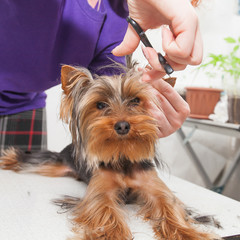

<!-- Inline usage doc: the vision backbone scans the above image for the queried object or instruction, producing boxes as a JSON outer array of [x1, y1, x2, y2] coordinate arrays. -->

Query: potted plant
[[197, 36, 240, 123], [185, 86, 222, 119]]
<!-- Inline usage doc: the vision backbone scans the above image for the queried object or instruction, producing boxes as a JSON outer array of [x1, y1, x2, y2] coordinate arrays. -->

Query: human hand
[[143, 75, 190, 138], [112, 0, 202, 76]]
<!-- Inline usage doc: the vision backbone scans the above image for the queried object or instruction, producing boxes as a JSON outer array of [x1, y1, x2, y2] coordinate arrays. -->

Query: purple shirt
[[0, 0, 128, 115]]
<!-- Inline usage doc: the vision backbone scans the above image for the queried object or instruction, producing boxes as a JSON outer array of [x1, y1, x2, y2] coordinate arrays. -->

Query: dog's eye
[[129, 97, 140, 106], [96, 102, 108, 110]]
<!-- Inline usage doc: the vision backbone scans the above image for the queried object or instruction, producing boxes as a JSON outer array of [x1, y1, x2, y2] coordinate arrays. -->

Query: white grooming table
[[0, 169, 240, 240], [178, 118, 240, 193]]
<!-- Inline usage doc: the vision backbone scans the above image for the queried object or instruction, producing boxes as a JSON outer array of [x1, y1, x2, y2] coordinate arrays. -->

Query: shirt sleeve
[[88, 0, 129, 76]]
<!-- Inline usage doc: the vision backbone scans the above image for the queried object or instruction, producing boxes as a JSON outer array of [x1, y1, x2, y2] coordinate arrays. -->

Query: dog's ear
[[61, 65, 77, 92], [60, 65, 93, 124], [61, 65, 92, 95]]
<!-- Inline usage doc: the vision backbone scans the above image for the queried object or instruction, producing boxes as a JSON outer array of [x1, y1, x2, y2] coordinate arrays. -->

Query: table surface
[[183, 118, 240, 138], [179, 118, 240, 191], [0, 169, 240, 240]]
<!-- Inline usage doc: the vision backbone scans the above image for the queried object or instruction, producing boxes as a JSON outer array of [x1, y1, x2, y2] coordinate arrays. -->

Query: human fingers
[[162, 24, 203, 65], [142, 69, 165, 82], [150, 78, 190, 117], [112, 25, 140, 57], [161, 11, 202, 65], [147, 84, 189, 137], [146, 98, 174, 138], [142, 47, 187, 71]]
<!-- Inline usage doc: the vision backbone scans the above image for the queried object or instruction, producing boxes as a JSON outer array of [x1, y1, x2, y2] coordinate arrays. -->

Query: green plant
[[200, 37, 240, 93]]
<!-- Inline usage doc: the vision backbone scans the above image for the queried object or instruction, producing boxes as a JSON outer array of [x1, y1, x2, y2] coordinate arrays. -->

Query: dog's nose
[[114, 121, 130, 135]]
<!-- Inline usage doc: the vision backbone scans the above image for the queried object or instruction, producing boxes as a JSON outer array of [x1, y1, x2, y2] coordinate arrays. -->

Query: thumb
[[161, 26, 175, 54], [112, 25, 140, 56]]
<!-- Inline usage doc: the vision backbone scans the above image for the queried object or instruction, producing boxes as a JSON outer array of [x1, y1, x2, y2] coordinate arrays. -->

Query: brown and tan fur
[[0, 64, 220, 240]]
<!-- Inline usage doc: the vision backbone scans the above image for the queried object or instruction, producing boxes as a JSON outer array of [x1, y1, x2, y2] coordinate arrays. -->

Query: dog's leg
[[126, 169, 220, 240], [70, 169, 132, 240]]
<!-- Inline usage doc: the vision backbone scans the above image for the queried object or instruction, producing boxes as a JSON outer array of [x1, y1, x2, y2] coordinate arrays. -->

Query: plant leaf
[[233, 45, 239, 52], [224, 37, 236, 43]]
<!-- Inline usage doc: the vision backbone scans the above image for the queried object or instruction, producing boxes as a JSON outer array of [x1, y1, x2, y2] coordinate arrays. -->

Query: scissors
[[127, 16, 174, 76]]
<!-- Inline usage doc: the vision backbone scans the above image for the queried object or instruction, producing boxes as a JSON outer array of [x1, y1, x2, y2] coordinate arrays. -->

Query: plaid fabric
[[0, 108, 47, 154]]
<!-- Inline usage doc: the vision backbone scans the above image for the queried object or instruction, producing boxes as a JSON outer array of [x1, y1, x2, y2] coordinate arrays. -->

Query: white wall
[[181, 0, 240, 89]]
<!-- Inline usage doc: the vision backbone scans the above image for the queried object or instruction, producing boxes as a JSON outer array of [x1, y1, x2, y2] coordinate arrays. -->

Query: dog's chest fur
[[99, 158, 155, 176]]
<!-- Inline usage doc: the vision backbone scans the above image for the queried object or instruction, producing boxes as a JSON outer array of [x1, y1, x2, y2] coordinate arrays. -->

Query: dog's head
[[60, 65, 159, 169]]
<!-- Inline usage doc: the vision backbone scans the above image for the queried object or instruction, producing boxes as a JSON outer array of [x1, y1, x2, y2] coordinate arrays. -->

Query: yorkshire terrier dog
[[0, 64, 220, 240]]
